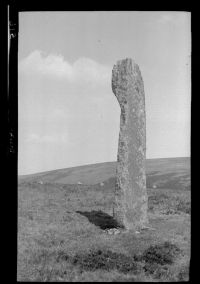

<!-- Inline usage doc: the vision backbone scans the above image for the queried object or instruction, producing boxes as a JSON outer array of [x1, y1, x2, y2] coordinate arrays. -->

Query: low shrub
[[148, 194, 191, 215], [176, 199, 191, 214], [139, 241, 181, 275], [72, 249, 140, 274], [142, 241, 181, 266]]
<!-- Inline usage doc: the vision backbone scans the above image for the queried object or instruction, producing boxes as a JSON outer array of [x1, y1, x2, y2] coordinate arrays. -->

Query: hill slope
[[18, 157, 190, 190]]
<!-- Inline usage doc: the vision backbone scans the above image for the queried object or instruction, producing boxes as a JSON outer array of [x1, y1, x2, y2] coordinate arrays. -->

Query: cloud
[[26, 133, 68, 144], [47, 108, 67, 120], [19, 50, 111, 84], [157, 13, 189, 26], [51, 108, 65, 116], [19, 106, 68, 124], [158, 14, 173, 24]]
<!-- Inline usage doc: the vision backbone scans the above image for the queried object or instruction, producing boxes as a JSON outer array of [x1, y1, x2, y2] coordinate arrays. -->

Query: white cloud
[[26, 132, 68, 143], [50, 108, 68, 120], [26, 133, 40, 142], [157, 13, 189, 26], [51, 108, 65, 117], [19, 106, 68, 124], [158, 14, 173, 24], [19, 50, 111, 84]]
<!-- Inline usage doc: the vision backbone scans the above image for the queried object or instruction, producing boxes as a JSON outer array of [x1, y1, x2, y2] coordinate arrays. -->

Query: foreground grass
[[18, 177, 190, 282]]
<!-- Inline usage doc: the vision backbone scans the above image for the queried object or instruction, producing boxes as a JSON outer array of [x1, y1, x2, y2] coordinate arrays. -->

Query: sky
[[18, 11, 191, 175]]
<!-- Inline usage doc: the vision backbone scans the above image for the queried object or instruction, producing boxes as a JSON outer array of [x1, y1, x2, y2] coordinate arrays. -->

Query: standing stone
[[112, 58, 148, 230]]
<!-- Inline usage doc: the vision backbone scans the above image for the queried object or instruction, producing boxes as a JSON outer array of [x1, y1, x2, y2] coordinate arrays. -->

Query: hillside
[[18, 157, 190, 190]]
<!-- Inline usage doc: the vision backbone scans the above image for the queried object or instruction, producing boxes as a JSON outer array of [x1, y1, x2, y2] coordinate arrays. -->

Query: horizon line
[[18, 156, 190, 177]]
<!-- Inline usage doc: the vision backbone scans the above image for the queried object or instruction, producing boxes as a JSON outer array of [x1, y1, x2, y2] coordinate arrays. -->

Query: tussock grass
[[148, 189, 190, 215]]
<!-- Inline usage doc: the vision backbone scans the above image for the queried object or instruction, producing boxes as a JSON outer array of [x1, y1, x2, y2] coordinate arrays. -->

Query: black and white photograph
[[16, 11, 191, 282]]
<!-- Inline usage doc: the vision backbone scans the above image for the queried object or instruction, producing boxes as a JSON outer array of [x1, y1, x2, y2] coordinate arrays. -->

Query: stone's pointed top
[[112, 58, 141, 95], [116, 58, 135, 65], [114, 58, 138, 70], [112, 58, 140, 77]]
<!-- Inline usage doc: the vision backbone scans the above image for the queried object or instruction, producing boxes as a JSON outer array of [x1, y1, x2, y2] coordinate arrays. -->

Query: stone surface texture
[[112, 58, 148, 230]]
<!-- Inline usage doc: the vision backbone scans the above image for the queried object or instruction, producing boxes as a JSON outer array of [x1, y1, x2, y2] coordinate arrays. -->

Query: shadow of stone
[[76, 210, 122, 230]]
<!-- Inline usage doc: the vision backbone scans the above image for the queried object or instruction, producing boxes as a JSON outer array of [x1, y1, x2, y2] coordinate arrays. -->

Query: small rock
[[107, 229, 114, 235], [105, 228, 121, 235], [77, 181, 82, 185], [113, 229, 120, 235], [100, 182, 104, 186], [141, 226, 156, 231]]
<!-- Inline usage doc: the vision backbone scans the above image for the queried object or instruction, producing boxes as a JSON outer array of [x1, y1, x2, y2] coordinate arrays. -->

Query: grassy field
[[18, 157, 190, 282]]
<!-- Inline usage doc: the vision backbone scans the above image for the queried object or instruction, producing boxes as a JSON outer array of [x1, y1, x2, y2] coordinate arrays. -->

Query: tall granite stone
[[112, 58, 148, 230]]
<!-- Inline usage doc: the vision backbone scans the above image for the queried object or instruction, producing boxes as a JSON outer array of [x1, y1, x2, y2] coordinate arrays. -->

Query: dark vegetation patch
[[76, 210, 122, 230], [177, 264, 190, 281], [56, 242, 183, 279], [175, 199, 191, 214], [140, 241, 181, 274], [71, 249, 141, 274]]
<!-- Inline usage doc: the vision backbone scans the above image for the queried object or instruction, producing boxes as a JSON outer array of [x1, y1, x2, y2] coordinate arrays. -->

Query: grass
[[17, 157, 190, 282], [148, 189, 191, 215]]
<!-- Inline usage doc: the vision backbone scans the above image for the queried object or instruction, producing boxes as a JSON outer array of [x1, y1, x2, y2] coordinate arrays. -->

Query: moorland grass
[[17, 158, 190, 282]]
